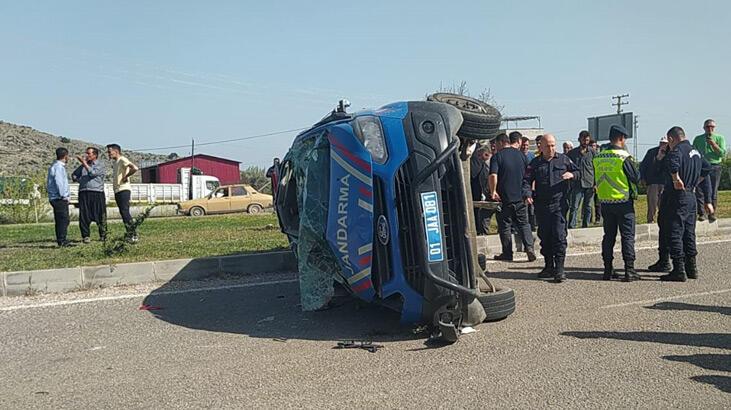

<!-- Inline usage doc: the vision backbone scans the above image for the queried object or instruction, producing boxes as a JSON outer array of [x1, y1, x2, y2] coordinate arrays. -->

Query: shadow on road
[[646, 301, 731, 316], [562, 331, 731, 350], [142, 279, 422, 343], [664, 354, 731, 372], [690, 375, 731, 393], [563, 331, 731, 394]]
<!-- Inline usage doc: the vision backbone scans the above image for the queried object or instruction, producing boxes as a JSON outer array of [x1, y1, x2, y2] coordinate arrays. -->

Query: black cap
[[609, 124, 629, 139]]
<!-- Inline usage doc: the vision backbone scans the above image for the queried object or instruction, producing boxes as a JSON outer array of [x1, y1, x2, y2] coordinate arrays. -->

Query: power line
[[132, 127, 308, 152], [611, 94, 630, 114]]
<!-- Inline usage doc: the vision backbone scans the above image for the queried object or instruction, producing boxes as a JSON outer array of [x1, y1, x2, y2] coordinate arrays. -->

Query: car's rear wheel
[[477, 287, 515, 322], [190, 206, 205, 217], [427, 93, 502, 140], [248, 204, 263, 214]]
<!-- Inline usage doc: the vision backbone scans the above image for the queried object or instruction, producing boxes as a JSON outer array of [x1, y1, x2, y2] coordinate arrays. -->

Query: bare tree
[[431, 81, 503, 112]]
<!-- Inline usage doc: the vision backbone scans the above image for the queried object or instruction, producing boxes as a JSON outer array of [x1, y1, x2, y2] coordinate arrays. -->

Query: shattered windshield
[[284, 130, 343, 310]]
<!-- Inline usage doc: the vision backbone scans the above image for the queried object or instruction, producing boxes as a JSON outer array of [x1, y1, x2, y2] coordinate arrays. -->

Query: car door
[[230, 185, 250, 212], [207, 187, 232, 213]]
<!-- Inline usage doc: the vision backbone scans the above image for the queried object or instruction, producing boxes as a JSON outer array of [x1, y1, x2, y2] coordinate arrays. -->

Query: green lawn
[[0, 213, 289, 272]]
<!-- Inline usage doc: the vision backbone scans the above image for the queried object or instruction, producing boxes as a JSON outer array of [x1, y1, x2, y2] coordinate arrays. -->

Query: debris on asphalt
[[460, 326, 477, 335], [138, 304, 163, 311], [335, 340, 383, 353], [256, 316, 275, 324]]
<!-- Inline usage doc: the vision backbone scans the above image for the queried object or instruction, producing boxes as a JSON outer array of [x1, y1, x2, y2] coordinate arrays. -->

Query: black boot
[[685, 256, 698, 279], [648, 253, 671, 272], [554, 257, 566, 283], [602, 261, 615, 281], [538, 256, 555, 279], [623, 261, 641, 282], [660, 258, 687, 282]]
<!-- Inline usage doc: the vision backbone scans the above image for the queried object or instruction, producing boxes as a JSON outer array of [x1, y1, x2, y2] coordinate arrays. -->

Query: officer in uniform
[[657, 126, 712, 281], [522, 134, 578, 283], [593, 125, 641, 282]]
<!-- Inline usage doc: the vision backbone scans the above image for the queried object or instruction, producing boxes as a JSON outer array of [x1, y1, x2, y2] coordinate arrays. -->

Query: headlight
[[354, 116, 388, 164]]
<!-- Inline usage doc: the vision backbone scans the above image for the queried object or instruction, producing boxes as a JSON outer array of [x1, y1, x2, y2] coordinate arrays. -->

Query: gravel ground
[[1, 238, 729, 409]]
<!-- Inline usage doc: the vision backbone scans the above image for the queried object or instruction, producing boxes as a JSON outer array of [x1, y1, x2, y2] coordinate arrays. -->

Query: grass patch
[[0, 213, 289, 272]]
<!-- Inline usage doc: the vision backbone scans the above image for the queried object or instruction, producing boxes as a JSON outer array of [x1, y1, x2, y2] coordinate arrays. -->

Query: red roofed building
[[141, 154, 241, 185]]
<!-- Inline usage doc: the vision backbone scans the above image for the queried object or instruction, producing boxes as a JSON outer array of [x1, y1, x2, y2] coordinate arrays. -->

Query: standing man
[[523, 134, 578, 283], [47, 148, 71, 247], [593, 125, 641, 282], [639, 137, 668, 223], [521, 136, 536, 231], [521, 136, 535, 162], [106, 144, 139, 243], [659, 126, 712, 281], [562, 141, 574, 154], [72, 147, 107, 243], [266, 157, 281, 199], [470, 144, 491, 235], [566, 130, 596, 229], [489, 132, 536, 261], [692, 119, 726, 222]]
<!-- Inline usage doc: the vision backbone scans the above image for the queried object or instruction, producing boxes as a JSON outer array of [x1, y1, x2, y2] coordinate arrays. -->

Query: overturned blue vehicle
[[275, 95, 514, 341]]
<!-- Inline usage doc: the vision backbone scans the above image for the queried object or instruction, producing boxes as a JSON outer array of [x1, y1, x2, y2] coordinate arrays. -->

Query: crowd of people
[[471, 119, 726, 283], [46, 144, 140, 246]]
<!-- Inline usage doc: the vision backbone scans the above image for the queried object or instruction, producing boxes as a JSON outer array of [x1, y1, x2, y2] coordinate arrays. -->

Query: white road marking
[[0, 279, 298, 312], [486, 238, 731, 263], [601, 288, 731, 309]]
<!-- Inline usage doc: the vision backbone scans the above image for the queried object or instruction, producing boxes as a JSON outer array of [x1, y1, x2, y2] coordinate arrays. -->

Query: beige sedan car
[[178, 184, 273, 216]]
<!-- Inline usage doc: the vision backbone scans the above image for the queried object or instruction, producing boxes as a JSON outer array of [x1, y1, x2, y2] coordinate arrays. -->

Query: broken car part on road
[[274, 95, 513, 342]]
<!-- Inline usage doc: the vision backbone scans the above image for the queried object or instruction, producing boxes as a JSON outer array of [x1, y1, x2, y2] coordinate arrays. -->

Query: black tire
[[477, 287, 515, 322], [248, 203, 263, 214], [427, 93, 502, 140], [190, 206, 205, 217]]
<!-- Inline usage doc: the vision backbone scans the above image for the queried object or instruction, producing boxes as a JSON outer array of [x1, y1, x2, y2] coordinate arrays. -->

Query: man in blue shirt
[[46, 147, 71, 246]]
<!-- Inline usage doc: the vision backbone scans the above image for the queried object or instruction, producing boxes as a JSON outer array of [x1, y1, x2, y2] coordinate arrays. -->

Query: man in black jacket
[[566, 130, 596, 228], [639, 137, 668, 224], [657, 126, 712, 281]]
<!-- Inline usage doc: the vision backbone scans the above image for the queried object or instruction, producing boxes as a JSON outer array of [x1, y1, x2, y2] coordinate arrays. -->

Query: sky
[[1, 0, 729, 168]]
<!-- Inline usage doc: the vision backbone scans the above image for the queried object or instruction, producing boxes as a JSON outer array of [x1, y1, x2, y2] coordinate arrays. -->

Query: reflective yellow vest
[[593, 148, 636, 203]]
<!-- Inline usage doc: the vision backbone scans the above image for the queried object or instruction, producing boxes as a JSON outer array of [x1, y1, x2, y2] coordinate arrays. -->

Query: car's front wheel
[[248, 204, 263, 214], [477, 288, 516, 322], [189, 206, 205, 217]]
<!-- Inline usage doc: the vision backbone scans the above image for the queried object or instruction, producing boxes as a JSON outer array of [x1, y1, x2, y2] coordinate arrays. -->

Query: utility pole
[[612, 94, 630, 114], [633, 115, 639, 159], [191, 138, 195, 171]]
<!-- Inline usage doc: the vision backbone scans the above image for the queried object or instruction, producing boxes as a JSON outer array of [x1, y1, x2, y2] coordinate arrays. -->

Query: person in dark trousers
[[566, 130, 596, 228], [639, 137, 668, 224], [523, 134, 578, 283], [490, 132, 536, 261], [656, 126, 713, 281], [593, 125, 641, 282], [46, 148, 71, 246], [520, 136, 537, 231], [470, 145, 492, 235], [106, 144, 139, 242], [266, 157, 281, 199], [590, 140, 602, 224], [692, 119, 725, 222], [72, 147, 107, 243]]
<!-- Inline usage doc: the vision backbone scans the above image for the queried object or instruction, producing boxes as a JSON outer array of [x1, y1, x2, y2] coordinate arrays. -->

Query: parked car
[[178, 184, 272, 216], [275, 96, 511, 342]]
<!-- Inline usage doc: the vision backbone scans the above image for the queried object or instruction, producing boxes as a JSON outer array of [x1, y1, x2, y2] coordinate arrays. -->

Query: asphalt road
[[1, 239, 730, 409]]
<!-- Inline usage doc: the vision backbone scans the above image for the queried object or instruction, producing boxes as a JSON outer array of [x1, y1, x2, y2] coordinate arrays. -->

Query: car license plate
[[420, 191, 444, 262]]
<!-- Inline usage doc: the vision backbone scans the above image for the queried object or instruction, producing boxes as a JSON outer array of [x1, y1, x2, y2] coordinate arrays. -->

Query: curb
[[476, 219, 731, 257], [1, 251, 297, 297]]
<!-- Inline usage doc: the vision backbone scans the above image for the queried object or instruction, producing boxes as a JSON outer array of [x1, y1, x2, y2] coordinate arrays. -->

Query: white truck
[[70, 167, 220, 205]]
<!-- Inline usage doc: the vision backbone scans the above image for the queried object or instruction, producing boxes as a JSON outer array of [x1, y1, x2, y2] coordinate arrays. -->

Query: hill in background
[[0, 121, 168, 180]]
